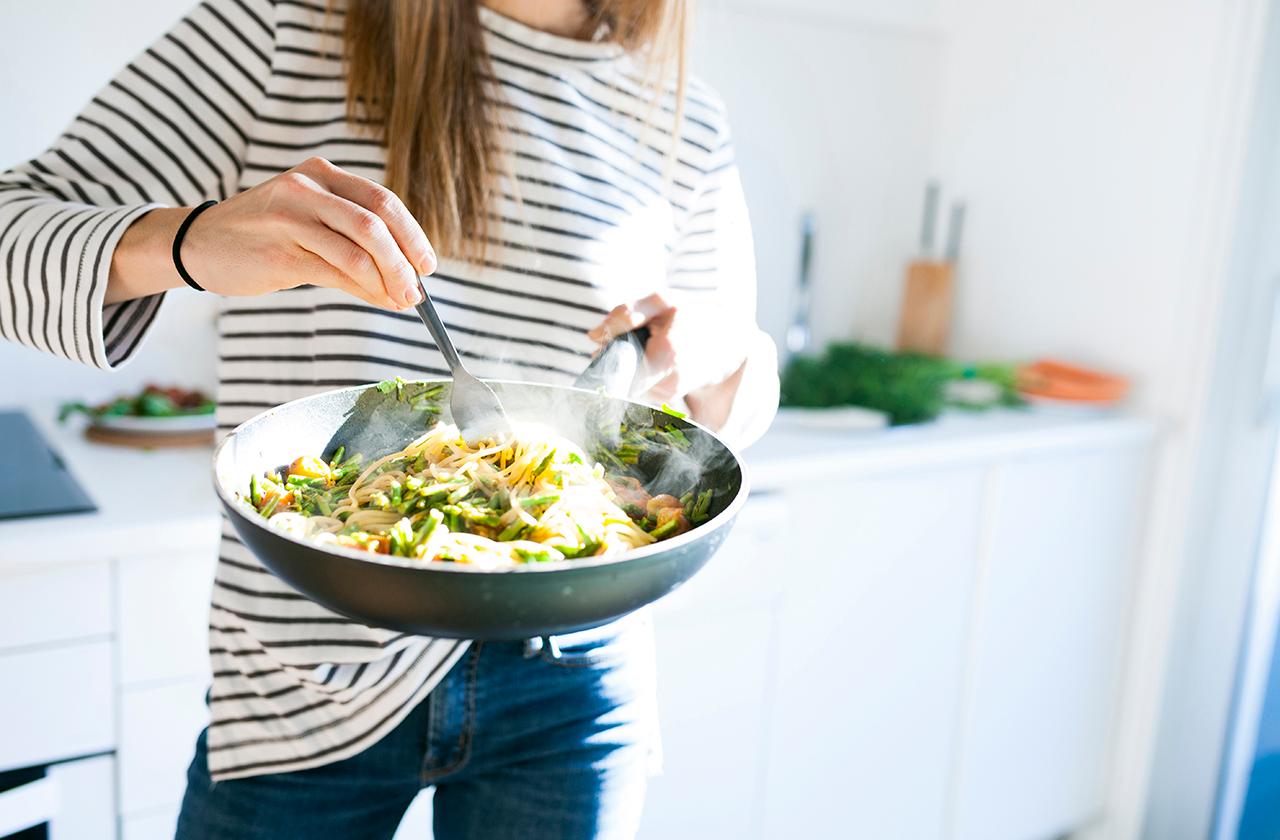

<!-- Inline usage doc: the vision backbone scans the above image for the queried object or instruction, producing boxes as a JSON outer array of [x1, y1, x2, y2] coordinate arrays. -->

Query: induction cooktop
[[0, 410, 96, 520]]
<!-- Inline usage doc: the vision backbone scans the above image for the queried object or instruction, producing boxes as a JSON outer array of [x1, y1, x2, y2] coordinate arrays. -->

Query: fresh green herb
[[376, 377, 408, 398], [660, 403, 687, 419]]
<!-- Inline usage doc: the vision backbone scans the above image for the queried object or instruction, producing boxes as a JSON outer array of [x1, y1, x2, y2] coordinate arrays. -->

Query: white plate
[[91, 413, 216, 433], [772, 406, 890, 430]]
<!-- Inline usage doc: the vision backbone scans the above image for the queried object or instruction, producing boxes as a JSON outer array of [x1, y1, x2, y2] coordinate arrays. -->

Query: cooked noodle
[[245, 421, 711, 569]]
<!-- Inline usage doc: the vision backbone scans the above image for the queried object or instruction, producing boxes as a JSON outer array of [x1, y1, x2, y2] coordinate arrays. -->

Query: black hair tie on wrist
[[172, 199, 217, 292]]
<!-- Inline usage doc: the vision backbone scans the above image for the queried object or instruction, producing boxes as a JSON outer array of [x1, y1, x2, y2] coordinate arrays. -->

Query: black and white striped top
[[0, 0, 772, 781]]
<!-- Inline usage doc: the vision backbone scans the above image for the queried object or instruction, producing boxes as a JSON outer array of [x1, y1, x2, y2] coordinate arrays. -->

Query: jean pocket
[[540, 621, 631, 669]]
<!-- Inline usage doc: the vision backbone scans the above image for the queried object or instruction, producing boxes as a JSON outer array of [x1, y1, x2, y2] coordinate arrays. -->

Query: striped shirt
[[0, 0, 772, 781]]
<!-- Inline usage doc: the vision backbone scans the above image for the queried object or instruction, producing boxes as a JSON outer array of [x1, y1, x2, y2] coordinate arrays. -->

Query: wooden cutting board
[[84, 426, 215, 448]]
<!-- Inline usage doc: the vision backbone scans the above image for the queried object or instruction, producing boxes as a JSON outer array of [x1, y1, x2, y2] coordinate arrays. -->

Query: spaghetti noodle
[[245, 421, 713, 568]]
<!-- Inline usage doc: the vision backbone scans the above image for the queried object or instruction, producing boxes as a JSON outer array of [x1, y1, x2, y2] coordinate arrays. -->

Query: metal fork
[[412, 277, 512, 442]]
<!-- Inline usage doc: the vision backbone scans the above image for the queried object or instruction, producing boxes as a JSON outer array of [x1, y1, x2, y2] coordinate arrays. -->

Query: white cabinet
[[117, 550, 216, 686], [48, 755, 117, 840], [762, 466, 985, 840], [0, 641, 115, 772], [0, 414, 1153, 840], [0, 560, 112, 650], [951, 444, 1148, 840], [0, 754, 116, 840], [116, 549, 215, 822], [119, 679, 208, 817], [121, 806, 182, 840], [641, 493, 788, 839]]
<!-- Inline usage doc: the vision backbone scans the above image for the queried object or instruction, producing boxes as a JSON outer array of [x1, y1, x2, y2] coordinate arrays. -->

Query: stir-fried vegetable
[[243, 381, 718, 566]]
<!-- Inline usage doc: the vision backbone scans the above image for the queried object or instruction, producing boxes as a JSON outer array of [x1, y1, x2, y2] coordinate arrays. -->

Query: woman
[[0, 0, 777, 836]]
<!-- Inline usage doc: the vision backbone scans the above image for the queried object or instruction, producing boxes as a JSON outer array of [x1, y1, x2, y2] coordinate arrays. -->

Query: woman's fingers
[[634, 323, 679, 395], [306, 189, 421, 308], [296, 225, 403, 310], [587, 293, 674, 343], [298, 157, 437, 276], [288, 249, 397, 310]]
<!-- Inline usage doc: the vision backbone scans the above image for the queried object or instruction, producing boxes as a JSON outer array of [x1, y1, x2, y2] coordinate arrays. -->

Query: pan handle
[[574, 327, 652, 397]]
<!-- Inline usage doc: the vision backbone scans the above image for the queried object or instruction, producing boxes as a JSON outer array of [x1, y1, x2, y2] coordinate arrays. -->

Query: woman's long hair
[[343, 1, 689, 259]]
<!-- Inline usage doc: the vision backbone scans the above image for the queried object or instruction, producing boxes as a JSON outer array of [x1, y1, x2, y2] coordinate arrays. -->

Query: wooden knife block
[[896, 260, 954, 356]]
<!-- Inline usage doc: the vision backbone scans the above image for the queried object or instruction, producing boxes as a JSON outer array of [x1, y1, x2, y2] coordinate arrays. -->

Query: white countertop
[[0, 405, 220, 576], [0, 402, 1155, 576], [751, 406, 1156, 491]]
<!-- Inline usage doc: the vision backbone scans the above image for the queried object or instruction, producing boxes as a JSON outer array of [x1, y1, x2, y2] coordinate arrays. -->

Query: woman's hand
[[587, 292, 750, 407], [108, 157, 435, 309]]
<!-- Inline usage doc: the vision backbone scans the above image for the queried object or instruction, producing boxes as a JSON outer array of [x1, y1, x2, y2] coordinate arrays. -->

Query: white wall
[[928, 1, 1271, 838], [0, 0, 221, 410], [694, 0, 944, 350]]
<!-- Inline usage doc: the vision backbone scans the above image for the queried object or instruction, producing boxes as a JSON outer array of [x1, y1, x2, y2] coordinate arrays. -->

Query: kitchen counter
[[750, 405, 1153, 490], [0, 402, 1154, 575], [0, 400, 1158, 840], [0, 405, 219, 576]]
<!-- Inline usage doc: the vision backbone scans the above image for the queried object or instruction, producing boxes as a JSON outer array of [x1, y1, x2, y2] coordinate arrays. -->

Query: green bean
[[415, 508, 444, 542], [532, 450, 556, 477], [498, 519, 529, 541], [521, 493, 560, 509], [514, 547, 565, 563], [650, 518, 680, 539]]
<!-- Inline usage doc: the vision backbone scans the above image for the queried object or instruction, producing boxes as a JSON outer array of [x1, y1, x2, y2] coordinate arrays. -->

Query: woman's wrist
[[106, 207, 192, 305]]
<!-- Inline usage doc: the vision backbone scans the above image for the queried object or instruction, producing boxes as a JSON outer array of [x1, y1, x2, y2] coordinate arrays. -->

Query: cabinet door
[[119, 679, 208, 818], [951, 444, 1148, 840], [640, 492, 789, 840], [761, 467, 985, 840], [0, 642, 115, 773], [49, 755, 116, 840], [121, 806, 180, 840], [117, 550, 215, 686], [0, 561, 112, 651]]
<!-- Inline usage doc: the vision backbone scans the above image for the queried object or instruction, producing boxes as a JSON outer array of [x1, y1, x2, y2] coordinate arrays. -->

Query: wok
[[212, 350, 748, 640]]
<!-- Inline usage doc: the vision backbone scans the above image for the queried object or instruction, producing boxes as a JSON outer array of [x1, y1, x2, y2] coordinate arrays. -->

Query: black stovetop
[[0, 410, 96, 521]]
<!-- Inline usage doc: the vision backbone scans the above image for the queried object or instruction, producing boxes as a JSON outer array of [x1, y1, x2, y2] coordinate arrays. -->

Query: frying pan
[[212, 336, 748, 641]]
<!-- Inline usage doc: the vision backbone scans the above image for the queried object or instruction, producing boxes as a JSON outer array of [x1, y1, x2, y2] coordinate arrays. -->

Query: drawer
[[0, 755, 114, 839], [119, 679, 208, 816], [0, 641, 114, 773], [0, 561, 112, 651], [118, 551, 215, 685]]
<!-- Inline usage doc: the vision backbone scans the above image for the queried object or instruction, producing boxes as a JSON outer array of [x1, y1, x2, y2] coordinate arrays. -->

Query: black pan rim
[[212, 378, 751, 576]]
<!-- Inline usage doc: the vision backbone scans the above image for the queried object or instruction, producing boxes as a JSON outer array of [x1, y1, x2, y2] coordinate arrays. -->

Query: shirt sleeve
[[0, 0, 277, 370], [666, 116, 780, 449]]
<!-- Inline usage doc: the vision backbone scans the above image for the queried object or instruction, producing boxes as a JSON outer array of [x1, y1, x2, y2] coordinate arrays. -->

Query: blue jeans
[[175, 617, 657, 840]]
